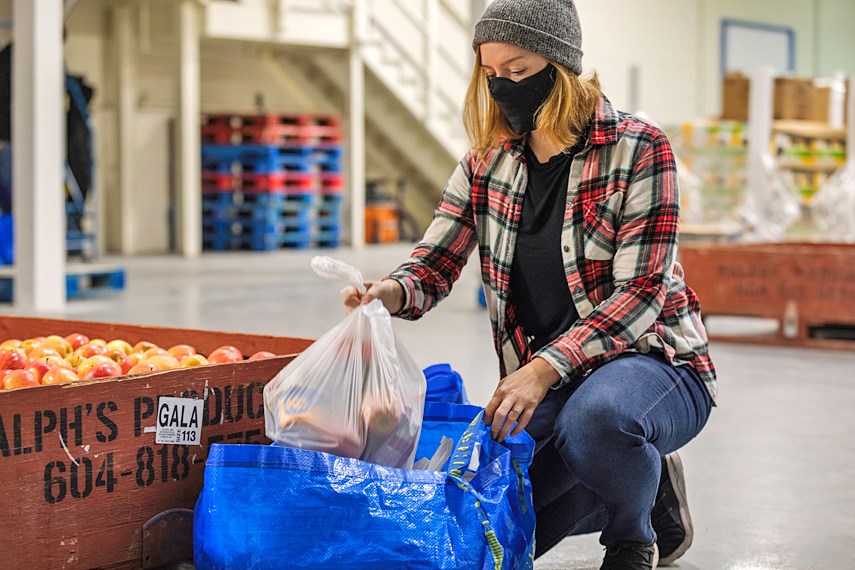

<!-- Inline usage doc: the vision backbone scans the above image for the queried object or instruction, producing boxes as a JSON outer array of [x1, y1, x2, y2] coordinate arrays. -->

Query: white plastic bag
[[263, 257, 426, 469]]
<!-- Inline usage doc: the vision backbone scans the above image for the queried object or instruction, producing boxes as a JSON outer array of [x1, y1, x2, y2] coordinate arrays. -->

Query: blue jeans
[[527, 353, 713, 555]]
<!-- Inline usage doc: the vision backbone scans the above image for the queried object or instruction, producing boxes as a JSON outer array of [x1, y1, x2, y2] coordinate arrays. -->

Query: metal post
[[348, 1, 367, 249], [176, 0, 201, 258], [12, 0, 65, 311]]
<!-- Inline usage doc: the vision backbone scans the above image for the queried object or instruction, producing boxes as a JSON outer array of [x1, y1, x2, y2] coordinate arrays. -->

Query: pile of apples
[[0, 334, 277, 391]]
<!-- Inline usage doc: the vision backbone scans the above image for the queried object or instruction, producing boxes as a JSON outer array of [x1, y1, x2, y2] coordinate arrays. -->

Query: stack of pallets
[[200, 113, 344, 251]]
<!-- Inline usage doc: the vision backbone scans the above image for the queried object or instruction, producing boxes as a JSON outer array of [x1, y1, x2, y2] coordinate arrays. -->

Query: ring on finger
[[509, 407, 523, 416]]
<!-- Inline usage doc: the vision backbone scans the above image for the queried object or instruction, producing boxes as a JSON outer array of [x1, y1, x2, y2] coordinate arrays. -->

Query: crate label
[[156, 397, 203, 446]]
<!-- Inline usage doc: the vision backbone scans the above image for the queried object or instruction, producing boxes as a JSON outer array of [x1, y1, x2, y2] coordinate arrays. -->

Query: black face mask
[[488, 64, 556, 135]]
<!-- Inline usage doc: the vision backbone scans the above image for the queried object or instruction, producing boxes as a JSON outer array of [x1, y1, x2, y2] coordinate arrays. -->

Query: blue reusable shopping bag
[[194, 402, 536, 569], [424, 363, 470, 404]]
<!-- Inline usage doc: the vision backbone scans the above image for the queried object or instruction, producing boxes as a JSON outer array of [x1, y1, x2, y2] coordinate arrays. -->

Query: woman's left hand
[[484, 357, 562, 442]]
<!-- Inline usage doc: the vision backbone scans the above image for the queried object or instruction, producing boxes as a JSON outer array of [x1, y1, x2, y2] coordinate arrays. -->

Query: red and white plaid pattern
[[389, 97, 717, 402]]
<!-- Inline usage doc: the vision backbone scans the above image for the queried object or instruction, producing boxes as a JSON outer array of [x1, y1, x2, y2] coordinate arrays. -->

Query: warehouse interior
[[1, 0, 855, 569]]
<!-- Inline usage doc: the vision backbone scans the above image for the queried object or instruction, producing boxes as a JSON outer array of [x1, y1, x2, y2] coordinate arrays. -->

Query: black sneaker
[[600, 543, 659, 570], [652, 452, 693, 566]]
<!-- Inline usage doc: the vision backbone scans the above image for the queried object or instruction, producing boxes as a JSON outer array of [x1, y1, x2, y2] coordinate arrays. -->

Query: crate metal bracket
[[142, 508, 194, 569]]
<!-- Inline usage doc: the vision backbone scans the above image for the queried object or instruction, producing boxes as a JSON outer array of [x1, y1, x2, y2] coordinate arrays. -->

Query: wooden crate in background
[[0, 316, 314, 569], [680, 243, 855, 349]]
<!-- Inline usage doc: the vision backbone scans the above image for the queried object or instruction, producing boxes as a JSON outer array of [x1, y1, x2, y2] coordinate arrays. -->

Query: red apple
[[2, 370, 40, 390], [80, 361, 122, 381], [78, 343, 107, 359], [77, 355, 118, 378], [208, 346, 243, 364], [42, 368, 79, 385], [168, 344, 196, 361], [143, 347, 169, 359], [27, 360, 51, 383], [64, 333, 90, 350], [44, 335, 73, 358], [180, 354, 209, 368], [128, 362, 161, 375], [102, 350, 132, 375], [0, 349, 27, 371], [249, 351, 276, 361]]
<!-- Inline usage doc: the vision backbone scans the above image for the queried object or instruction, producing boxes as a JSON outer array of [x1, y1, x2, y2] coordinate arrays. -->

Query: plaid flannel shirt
[[389, 96, 717, 402]]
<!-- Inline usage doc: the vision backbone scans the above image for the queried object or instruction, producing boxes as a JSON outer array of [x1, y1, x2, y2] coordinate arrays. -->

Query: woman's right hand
[[342, 279, 405, 315]]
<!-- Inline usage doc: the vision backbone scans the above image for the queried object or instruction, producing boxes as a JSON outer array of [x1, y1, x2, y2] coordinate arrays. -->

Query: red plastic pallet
[[201, 125, 340, 146], [202, 113, 340, 129], [201, 172, 318, 194]]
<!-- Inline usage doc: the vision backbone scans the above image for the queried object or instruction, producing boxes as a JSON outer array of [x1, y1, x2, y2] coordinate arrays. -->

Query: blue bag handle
[[446, 411, 508, 570]]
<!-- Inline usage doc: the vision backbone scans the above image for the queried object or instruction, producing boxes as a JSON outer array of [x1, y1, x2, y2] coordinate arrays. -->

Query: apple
[[143, 354, 180, 370], [0, 339, 22, 350], [133, 341, 159, 354], [106, 339, 133, 355], [20, 338, 43, 353], [127, 352, 145, 368], [78, 343, 108, 359], [80, 361, 122, 381], [38, 356, 73, 370], [44, 335, 73, 358], [77, 355, 118, 378], [89, 338, 108, 347], [180, 354, 209, 368], [208, 346, 243, 364], [143, 347, 170, 359], [27, 360, 51, 383], [249, 351, 276, 361], [0, 349, 27, 371], [168, 344, 196, 361], [42, 368, 79, 385], [128, 362, 161, 375], [67, 348, 87, 368], [64, 333, 90, 350], [103, 350, 133, 375], [2, 370, 40, 390], [28, 346, 62, 361]]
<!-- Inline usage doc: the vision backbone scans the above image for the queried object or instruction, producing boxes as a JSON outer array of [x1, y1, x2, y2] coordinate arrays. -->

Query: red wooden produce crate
[[0, 316, 314, 569]]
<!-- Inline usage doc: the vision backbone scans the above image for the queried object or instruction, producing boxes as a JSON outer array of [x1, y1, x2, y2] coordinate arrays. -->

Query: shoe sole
[[658, 453, 693, 566]]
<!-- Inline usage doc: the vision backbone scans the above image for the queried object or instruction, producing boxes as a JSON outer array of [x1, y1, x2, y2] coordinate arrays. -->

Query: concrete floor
[[6, 244, 855, 569]]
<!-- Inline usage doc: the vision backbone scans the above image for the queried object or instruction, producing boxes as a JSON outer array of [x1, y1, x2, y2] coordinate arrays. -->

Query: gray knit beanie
[[472, 0, 583, 75]]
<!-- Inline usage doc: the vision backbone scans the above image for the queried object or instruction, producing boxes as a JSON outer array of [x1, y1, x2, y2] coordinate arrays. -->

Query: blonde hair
[[463, 52, 602, 158]]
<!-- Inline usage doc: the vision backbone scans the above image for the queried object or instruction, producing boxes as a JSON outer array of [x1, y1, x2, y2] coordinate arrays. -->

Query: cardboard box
[[774, 77, 814, 120], [0, 316, 314, 569], [809, 86, 831, 123], [722, 72, 750, 122]]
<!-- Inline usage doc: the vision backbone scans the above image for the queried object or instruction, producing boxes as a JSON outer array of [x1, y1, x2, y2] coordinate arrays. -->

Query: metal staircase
[[203, 0, 477, 213]]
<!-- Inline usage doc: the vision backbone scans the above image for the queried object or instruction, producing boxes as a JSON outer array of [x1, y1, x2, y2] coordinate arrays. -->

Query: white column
[[745, 67, 776, 229], [847, 76, 855, 169], [348, 1, 367, 249], [12, 0, 65, 312], [176, 0, 201, 258], [424, 0, 439, 125], [114, 3, 136, 254]]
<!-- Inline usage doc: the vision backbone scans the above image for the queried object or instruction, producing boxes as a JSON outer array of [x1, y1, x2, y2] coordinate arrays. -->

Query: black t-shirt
[[510, 143, 582, 353]]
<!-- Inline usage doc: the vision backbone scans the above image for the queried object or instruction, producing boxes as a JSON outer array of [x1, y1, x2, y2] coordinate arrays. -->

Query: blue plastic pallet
[[201, 145, 342, 175], [203, 225, 313, 252], [0, 266, 125, 302], [202, 192, 314, 208]]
